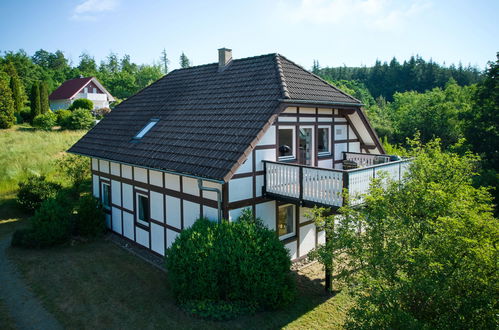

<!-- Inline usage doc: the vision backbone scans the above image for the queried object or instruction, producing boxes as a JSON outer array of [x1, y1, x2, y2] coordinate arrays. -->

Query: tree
[[39, 82, 49, 114], [160, 49, 170, 74], [0, 72, 16, 128], [2, 62, 24, 113], [29, 82, 41, 122], [179, 52, 191, 68], [317, 139, 498, 329], [312, 60, 320, 75], [77, 52, 97, 76]]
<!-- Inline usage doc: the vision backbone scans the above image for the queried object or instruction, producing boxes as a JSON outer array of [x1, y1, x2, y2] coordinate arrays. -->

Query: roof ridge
[[278, 54, 362, 104], [174, 53, 278, 72], [274, 54, 290, 99]]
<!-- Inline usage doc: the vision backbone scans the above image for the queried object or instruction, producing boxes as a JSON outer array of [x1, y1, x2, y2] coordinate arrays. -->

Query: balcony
[[263, 152, 411, 208]]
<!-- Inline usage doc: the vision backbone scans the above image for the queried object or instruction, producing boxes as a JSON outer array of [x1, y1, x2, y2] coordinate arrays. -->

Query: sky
[[0, 0, 498, 71]]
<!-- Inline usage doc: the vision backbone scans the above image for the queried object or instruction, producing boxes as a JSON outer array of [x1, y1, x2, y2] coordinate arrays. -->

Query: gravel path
[[0, 237, 62, 330]]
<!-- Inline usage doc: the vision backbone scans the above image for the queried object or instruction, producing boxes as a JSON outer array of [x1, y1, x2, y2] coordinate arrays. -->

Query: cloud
[[279, 0, 431, 30], [71, 0, 119, 21]]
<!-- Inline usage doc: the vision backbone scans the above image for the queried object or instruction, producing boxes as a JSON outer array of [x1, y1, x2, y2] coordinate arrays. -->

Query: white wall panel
[[201, 181, 221, 201], [151, 223, 165, 255], [229, 207, 247, 222], [92, 175, 99, 197], [112, 207, 122, 234], [122, 183, 133, 211], [235, 153, 253, 174], [110, 162, 120, 176], [318, 117, 333, 122], [257, 125, 275, 146], [99, 160, 109, 173], [318, 230, 326, 245], [318, 108, 333, 115], [318, 159, 333, 169], [299, 223, 316, 257], [335, 117, 347, 123], [149, 170, 163, 187], [255, 148, 276, 171], [165, 196, 181, 229], [136, 227, 149, 247], [300, 107, 315, 114], [123, 211, 134, 240], [255, 175, 264, 197], [92, 158, 98, 170], [150, 191, 164, 222], [203, 206, 218, 222], [122, 165, 132, 179], [166, 229, 179, 249], [278, 116, 296, 122], [133, 167, 148, 183], [285, 241, 298, 260], [299, 117, 315, 122], [349, 126, 357, 139], [111, 180, 121, 206], [183, 200, 200, 228], [182, 177, 199, 196], [229, 177, 253, 202], [349, 142, 361, 153], [335, 143, 348, 161], [256, 201, 275, 230], [299, 207, 312, 224], [335, 125, 348, 140], [164, 173, 180, 191], [283, 107, 297, 113]]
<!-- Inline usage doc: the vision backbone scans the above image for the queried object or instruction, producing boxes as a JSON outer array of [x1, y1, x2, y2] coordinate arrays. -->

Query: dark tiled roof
[[49, 77, 93, 100], [69, 54, 361, 181]]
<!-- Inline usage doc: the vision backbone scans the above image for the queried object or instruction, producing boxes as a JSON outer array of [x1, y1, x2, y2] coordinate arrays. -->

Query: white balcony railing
[[264, 157, 411, 208]]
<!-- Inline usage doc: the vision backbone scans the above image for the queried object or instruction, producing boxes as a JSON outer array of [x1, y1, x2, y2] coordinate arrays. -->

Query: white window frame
[[277, 126, 296, 161], [135, 192, 150, 227], [318, 125, 331, 156], [298, 125, 315, 166], [100, 182, 111, 210], [278, 204, 296, 240]]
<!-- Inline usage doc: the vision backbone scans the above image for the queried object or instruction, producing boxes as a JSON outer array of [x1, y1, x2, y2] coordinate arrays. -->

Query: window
[[93, 87, 97, 93], [278, 204, 295, 240], [278, 127, 295, 159], [101, 182, 110, 210], [318, 126, 331, 155], [134, 119, 159, 139], [136, 193, 149, 226], [84, 87, 88, 93]]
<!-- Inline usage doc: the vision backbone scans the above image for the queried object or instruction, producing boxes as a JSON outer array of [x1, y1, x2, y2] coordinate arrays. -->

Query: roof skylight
[[134, 119, 159, 139]]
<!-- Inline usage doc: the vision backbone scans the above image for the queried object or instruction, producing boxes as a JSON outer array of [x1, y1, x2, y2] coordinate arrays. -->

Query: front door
[[298, 127, 313, 165]]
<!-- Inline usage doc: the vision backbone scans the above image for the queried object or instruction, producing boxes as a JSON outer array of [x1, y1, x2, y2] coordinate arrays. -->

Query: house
[[49, 77, 115, 110], [68, 48, 410, 261]]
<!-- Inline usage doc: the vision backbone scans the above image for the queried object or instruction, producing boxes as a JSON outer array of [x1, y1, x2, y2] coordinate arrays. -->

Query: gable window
[[278, 126, 295, 159], [84, 87, 88, 93], [101, 182, 110, 210], [318, 126, 331, 155], [93, 87, 97, 93], [134, 119, 159, 140], [278, 204, 295, 240], [136, 193, 149, 226]]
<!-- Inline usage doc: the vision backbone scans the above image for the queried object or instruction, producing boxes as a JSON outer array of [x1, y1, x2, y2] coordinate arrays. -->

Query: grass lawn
[[7, 238, 353, 329]]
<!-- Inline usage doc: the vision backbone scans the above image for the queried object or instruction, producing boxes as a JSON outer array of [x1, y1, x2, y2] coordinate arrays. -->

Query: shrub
[[12, 198, 71, 248], [19, 107, 31, 123], [74, 194, 105, 237], [57, 154, 91, 190], [65, 108, 95, 130], [165, 211, 295, 320], [56, 109, 72, 127], [33, 111, 57, 131], [94, 107, 111, 119], [69, 98, 93, 111], [17, 175, 61, 212]]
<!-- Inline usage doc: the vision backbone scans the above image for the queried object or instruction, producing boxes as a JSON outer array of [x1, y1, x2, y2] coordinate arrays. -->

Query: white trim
[[277, 125, 296, 161], [318, 125, 332, 156], [278, 204, 296, 240]]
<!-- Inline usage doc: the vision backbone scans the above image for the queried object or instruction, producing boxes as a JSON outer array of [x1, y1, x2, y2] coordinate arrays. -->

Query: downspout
[[197, 179, 223, 224]]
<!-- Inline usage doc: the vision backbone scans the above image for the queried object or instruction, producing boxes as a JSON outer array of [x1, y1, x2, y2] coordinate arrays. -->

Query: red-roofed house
[[49, 77, 115, 110]]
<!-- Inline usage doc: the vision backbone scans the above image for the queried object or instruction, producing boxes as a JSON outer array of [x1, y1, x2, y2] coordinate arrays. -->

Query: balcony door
[[298, 126, 314, 166]]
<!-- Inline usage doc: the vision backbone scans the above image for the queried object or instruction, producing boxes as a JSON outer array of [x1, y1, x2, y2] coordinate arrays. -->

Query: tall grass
[[0, 125, 85, 197]]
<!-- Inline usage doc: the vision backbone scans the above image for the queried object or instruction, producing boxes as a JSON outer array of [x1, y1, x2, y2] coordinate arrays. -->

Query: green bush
[[33, 111, 57, 131], [69, 98, 93, 111], [56, 109, 72, 127], [64, 108, 95, 130], [17, 175, 62, 212], [165, 211, 295, 320], [19, 107, 31, 123], [12, 198, 71, 248], [74, 194, 105, 237]]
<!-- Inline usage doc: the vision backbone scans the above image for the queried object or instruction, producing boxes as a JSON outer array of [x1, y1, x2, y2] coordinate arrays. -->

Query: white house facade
[[49, 77, 115, 110]]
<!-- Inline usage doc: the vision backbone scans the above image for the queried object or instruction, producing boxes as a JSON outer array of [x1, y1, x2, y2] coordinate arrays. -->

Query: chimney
[[218, 48, 232, 71]]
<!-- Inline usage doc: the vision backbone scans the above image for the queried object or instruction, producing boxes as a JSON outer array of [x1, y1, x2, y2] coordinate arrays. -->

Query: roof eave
[[278, 99, 364, 107]]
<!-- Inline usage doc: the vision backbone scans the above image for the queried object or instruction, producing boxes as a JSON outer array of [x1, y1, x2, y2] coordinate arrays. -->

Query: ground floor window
[[278, 204, 295, 240], [101, 182, 110, 210], [136, 193, 149, 226]]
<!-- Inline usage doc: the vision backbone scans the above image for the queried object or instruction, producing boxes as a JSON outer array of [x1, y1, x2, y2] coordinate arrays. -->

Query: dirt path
[[0, 237, 62, 330]]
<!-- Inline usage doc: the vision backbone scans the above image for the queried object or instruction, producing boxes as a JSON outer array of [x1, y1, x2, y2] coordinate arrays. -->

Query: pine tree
[[312, 60, 320, 74], [160, 49, 170, 74], [179, 52, 191, 68], [30, 82, 41, 122], [39, 82, 49, 114], [0, 72, 15, 129], [2, 62, 24, 113]]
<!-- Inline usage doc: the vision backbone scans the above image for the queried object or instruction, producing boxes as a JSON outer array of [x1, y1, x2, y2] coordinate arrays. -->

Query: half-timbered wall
[[91, 158, 221, 257]]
